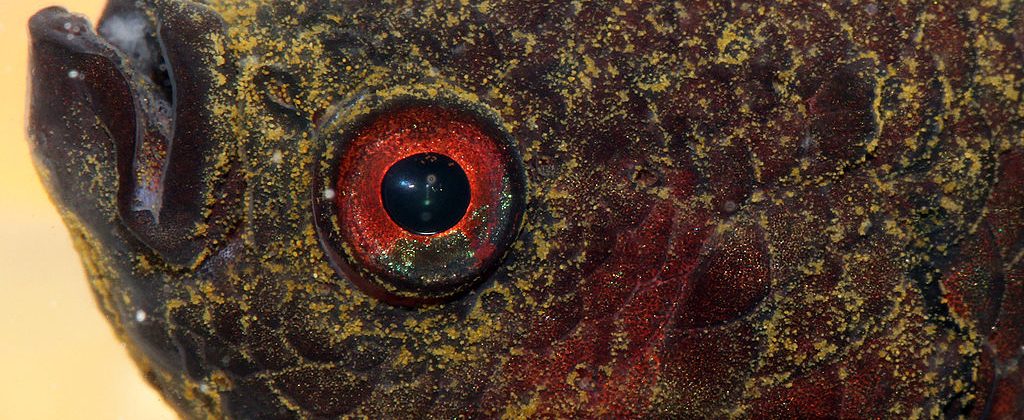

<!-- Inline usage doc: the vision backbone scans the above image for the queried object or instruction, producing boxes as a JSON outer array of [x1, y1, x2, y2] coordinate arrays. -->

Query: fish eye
[[313, 104, 526, 306]]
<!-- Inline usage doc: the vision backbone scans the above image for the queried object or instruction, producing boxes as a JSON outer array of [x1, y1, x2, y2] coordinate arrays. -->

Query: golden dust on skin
[[731, 7, 1010, 412], [65, 214, 222, 416]]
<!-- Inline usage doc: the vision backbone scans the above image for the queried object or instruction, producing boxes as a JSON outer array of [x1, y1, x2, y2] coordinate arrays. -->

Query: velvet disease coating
[[27, 0, 1024, 418]]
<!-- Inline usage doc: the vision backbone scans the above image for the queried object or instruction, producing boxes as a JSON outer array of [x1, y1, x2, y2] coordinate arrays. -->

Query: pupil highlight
[[381, 153, 471, 235]]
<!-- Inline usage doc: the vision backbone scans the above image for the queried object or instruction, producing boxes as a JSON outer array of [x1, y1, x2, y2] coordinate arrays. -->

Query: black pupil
[[381, 153, 471, 235]]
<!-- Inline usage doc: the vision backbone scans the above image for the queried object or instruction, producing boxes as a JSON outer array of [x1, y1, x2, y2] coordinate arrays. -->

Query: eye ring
[[312, 97, 526, 306]]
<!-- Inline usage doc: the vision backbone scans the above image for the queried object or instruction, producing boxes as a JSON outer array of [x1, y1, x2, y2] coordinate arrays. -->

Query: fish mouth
[[32, 4, 174, 218], [28, 2, 241, 267], [97, 3, 176, 104]]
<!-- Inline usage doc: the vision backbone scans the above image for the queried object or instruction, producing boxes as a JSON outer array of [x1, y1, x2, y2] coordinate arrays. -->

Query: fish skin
[[27, 0, 1024, 418]]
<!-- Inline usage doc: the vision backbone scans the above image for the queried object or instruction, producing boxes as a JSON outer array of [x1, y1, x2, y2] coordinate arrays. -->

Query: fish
[[27, 0, 1024, 417]]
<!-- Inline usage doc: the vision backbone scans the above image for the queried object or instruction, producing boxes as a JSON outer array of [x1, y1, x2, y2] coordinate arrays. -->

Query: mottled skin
[[26, 0, 1024, 418]]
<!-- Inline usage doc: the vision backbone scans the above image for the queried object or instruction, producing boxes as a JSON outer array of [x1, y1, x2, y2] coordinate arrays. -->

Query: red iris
[[320, 105, 525, 305]]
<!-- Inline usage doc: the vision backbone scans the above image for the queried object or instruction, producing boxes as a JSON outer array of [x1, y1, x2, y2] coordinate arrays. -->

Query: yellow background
[[1, 1, 175, 418]]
